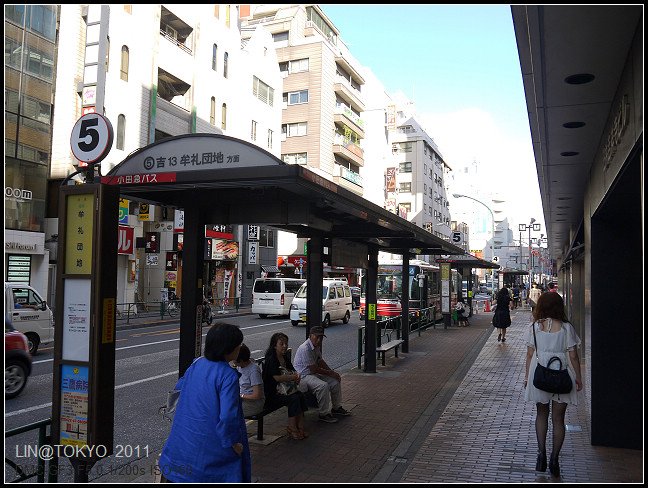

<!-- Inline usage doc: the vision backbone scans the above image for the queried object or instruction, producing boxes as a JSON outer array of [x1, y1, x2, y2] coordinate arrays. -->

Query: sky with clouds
[[321, 4, 546, 233]]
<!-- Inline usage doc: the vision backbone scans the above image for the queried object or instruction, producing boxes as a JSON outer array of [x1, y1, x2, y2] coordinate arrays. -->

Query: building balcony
[[333, 76, 365, 113], [333, 135, 364, 167], [333, 106, 365, 138], [333, 166, 363, 195]]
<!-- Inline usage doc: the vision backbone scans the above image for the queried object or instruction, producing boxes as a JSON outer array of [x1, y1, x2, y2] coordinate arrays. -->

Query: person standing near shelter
[[512, 284, 520, 309], [528, 282, 542, 311], [523, 292, 582, 477], [293, 326, 352, 423], [492, 287, 513, 342], [158, 322, 250, 482]]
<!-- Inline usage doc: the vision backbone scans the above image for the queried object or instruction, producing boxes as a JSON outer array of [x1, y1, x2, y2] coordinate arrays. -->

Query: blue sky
[[320, 4, 545, 234]]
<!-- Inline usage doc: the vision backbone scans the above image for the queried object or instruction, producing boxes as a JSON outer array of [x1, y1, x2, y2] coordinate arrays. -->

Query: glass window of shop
[[5, 157, 47, 232]]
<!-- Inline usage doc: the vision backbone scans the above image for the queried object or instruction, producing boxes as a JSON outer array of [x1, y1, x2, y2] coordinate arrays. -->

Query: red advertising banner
[[117, 226, 134, 255]]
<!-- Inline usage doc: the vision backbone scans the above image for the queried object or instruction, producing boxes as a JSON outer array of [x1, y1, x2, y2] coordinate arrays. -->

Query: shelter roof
[[103, 134, 466, 256]]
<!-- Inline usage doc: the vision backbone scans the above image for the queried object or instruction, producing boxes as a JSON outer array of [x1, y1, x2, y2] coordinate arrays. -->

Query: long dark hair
[[204, 322, 243, 361], [264, 332, 289, 360], [532, 292, 569, 322], [496, 287, 510, 301]]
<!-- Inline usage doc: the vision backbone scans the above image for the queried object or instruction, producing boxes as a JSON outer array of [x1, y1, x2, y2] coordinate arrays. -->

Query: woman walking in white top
[[524, 292, 583, 478]]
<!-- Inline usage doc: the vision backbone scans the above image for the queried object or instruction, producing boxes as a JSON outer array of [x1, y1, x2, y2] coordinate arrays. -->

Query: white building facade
[[50, 4, 282, 308]]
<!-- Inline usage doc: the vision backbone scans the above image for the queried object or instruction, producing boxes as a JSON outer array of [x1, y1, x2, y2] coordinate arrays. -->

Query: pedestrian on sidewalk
[[512, 284, 521, 309], [158, 322, 251, 482], [523, 292, 583, 478], [492, 287, 513, 342], [454, 298, 469, 326], [294, 326, 352, 423], [261, 332, 309, 440], [235, 344, 265, 417], [528, 282, 542, 311]]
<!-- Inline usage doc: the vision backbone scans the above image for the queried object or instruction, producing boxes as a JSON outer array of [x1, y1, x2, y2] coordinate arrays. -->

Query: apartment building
[[5, 5, 58, 300], [240, 5, 367, 280], [388, 108, 453, 244], [47, 4, 282, 308]]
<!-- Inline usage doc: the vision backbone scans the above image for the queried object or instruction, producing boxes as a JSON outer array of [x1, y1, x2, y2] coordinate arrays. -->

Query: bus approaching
[[359, 259, 459, 322]]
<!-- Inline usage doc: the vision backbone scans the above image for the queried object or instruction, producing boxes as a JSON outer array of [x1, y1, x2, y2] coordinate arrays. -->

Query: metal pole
[[528, 224, 532, 288]]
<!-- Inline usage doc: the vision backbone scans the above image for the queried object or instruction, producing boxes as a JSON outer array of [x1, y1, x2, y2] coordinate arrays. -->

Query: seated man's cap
[[309, 326, 326, 337]]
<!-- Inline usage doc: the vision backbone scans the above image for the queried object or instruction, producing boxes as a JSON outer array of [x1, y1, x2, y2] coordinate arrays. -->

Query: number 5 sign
[[70, 113, 114, 164]]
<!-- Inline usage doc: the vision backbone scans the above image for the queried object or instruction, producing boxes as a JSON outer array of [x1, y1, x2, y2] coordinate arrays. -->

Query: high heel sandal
[[535, 449, 547, 472], [286, 426, 304, 440], [497, 333, 502, 342], [299, 428, 309, 438], [548, 453, 560, 477]]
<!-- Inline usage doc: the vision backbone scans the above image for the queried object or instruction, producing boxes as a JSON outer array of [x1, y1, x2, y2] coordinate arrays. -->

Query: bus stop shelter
[[103, 133, 466, 373]]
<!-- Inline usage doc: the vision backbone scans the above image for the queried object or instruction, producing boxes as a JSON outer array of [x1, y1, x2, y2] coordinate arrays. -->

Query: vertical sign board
[[52, 184, 118, 470], [440, 263, 451, 330]]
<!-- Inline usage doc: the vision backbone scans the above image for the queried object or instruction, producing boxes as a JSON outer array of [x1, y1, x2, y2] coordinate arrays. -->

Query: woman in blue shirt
[[159, 322, 250, 482]]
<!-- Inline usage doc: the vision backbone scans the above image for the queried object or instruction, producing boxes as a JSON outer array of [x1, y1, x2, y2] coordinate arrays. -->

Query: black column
[[364, 245, 378, 372], [401, 252, 410, 353], [306, 236, 323, 338], [179, 202, 205, 377]]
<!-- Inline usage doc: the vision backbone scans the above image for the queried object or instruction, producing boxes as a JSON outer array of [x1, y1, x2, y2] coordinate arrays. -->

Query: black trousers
[[266, 391, 307, 417]]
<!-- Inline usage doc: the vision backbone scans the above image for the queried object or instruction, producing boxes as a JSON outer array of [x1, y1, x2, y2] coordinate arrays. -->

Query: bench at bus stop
[[244, 354, 318, 444]]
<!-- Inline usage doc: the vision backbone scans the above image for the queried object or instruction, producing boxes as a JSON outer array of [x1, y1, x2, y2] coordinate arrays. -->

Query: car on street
[[350, 286, 361, 309], [5, 323, 32, 399]]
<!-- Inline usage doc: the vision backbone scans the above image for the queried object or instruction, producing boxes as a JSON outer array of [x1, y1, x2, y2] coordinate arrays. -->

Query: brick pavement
[[128, 307, 643, 483], [247, 308, 643, 483]]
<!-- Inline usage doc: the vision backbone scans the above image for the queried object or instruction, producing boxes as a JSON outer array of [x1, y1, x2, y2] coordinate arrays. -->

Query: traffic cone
[[484, 300, 491, 312]]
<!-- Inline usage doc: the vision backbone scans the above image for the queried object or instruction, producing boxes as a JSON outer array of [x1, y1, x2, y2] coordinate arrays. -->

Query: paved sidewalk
[[128, 308, 643, 483], [245, 308, 642, 483]]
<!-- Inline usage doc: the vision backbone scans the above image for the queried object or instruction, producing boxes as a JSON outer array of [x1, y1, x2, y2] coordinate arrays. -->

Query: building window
[[120, 46, 129, 81], [401, 203, 412, 212], [282, 122, 307, 137], [117, 114, 126, 150], [223, 52, 228, 78], [286, 90, 308, 105], [272, 31, 289, 43], [282, 153, 308, 165], [221, 103, 227, 130], [212, 44, 217, 71], [251, 120, 257, 141], [253, 76, 274, 106], [210, 97, 216, 126], [399, 182, 411, 192], [289, 58, 309, 73], [267, 129, 273, 149], [399, 162, 412, 173], [260, 228, 275, 248]]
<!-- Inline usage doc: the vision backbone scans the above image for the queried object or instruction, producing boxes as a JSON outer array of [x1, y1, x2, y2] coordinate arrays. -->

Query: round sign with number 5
[[70, 113, 114, 164]]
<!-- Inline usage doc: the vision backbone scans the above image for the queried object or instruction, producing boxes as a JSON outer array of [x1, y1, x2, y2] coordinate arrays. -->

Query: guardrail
[[115, 298, 241, 324], [5, 418, 58, 483], [356, 306, 436, 368]]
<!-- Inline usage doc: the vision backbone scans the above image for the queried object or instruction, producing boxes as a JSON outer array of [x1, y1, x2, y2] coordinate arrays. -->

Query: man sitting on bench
[[294, 326, 352, 424]]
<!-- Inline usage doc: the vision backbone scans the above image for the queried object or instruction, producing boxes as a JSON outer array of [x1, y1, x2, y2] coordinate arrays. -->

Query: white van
[[289, 279, 352, 327], [252, 278, 305, 318], [5, 282, 55, 355]]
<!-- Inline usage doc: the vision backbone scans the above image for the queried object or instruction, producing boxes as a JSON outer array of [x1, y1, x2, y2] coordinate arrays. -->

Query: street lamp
[[453, 193, 496, 294], [519, 219, 541, 286]]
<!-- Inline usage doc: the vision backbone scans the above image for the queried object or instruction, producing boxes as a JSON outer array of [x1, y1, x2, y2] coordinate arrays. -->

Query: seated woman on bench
[[235, 344, 265, 417], [262, 332, 309, 440]]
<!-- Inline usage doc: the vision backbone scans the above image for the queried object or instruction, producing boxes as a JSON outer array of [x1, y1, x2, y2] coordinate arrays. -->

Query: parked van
[[289, 279, 352, 327], [4, 283, 55, 355], [252, 278, 305, 318]]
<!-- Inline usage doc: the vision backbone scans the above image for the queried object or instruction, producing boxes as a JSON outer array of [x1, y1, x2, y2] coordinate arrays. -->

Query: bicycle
[[163, 299, 181, 318]]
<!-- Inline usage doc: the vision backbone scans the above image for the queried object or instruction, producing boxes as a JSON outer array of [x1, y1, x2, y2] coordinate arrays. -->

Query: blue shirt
[[159, 358, 251, 482]]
